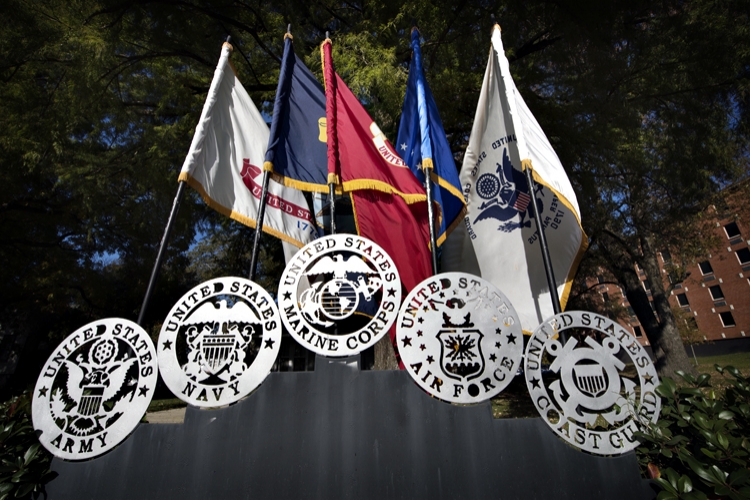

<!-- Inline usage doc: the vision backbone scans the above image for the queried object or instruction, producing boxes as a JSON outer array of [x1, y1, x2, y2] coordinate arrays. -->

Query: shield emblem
[[437, 328, 484, 382], [200, 332, 236, 373], [77, 385, 104, 416], [572, 363, 608, 398]]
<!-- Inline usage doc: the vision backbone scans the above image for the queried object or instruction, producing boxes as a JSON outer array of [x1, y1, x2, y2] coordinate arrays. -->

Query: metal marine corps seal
[[396, 273, 523, 403], [157, 277, 281, 408], [278, 234, 401, 356], [524, 311, 661, 455], [32, 318, 158, 460]]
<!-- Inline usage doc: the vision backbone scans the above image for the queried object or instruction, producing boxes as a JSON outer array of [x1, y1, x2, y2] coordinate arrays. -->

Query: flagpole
[[137, 180, 187, 325], [523, 163, 562, 315], [423, 164, 439, 274], [324, 32, 337, 235], [410, 26, 439, 275], [248, 171, 269, 280]]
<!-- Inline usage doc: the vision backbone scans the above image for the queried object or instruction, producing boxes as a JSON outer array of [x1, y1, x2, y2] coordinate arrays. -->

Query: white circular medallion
[[32, 318, 158, 460], [157, 277, 281, 408], [278, 234, 401, 356], [397, 273, 523, 403], [524, 311, 661, 455]]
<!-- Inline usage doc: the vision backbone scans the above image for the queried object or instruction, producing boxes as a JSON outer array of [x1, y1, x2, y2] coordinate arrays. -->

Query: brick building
[[588, 180, 750, 347]]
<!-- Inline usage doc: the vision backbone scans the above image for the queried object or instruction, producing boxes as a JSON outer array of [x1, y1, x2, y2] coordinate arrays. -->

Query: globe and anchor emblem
[[299, 254, 382, 327]]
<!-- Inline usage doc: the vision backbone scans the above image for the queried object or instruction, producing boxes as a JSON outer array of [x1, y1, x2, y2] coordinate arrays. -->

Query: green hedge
[[636, 366, 750, 500], [0, 393, 55, 499]]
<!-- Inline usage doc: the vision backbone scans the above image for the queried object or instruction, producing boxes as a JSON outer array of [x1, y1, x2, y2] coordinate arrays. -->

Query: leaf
[[718, 410, 735, 420], [728, 468, 750, 485], [678, 475, 693, 494], [717, 433, 729, 450], [22, 444, 39, 466]]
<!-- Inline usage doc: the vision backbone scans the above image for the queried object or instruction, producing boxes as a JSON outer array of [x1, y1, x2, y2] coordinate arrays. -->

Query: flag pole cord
[[424, 166, 439, 275], [137, 180, 187, 326], [524, 166, 562, 316], [248, 170, 271, 280]]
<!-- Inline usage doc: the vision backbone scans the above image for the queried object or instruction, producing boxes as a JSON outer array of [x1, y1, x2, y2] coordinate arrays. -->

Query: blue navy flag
[[264, 35, 329, 192], [396, 29, 466, 246]]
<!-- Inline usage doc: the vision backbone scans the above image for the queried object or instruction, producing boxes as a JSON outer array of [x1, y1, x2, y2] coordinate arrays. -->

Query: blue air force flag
[[396, 29, 465, 246], [441, 25, 588, 332]]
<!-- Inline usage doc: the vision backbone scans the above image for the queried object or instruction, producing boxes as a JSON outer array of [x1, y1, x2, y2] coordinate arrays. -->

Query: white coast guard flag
[[179, 43, 317, 247], [442, 26, 588, 333]]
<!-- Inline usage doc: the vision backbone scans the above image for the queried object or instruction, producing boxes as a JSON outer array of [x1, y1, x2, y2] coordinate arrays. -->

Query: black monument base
[[46, 356, 655, 499]]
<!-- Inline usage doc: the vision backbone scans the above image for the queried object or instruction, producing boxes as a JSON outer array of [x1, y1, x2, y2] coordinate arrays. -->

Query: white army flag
[[442, 25, 588, 332], [179, 43, 317, 247]]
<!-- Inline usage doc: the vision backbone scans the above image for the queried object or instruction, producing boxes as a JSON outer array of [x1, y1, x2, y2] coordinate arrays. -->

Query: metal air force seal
[[397, 273, 523, 403], [278, 234, 400, 356], [158, 277, 281, 408], [32, 318, 157, 460], [525, 311, 661, 455]]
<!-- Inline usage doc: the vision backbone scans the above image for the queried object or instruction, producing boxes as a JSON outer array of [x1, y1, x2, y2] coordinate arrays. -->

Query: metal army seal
[[525, 311, 661, 455], [397, 273, 523, 404], [158, 277, 281, 408], [278, 234, 400, 356], [32, 318, 157, 460]]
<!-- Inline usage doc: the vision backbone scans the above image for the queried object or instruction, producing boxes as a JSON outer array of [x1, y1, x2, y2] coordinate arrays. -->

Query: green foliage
[[0, 393, 55, 499], [636, 366, 750, 500]]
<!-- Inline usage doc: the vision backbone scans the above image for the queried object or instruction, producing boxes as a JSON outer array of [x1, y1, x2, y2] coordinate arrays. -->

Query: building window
[[633, 326, 643, 337], [709, 285, 725, 301], [661, 250, 672, 262], [643, 279, 651, 291], [737, 247, 750, 265], [602, 292, 610, 302], [698, 260, 713, 275], [724, 222, 741, 239], [719, 311, 736, 327], [676, 294, 689, 307], [597, 275, 604, 284]]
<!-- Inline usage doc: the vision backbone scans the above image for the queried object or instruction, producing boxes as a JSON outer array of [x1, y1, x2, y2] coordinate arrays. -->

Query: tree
[[1, 0, 748, 391]]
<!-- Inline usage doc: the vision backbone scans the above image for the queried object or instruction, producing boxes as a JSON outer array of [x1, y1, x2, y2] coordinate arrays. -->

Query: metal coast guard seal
[[278, 234, 400, 356], [158, 277, 281, 408], [397, 273, 523, 404], [525, 311, 661, 455], [32, 318, 157, 460]]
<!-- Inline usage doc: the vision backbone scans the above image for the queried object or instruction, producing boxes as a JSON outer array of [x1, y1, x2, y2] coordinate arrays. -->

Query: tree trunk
[[639, 235, 697, 377], [599, 232, 697, 379], [372, 334, 398, 370]]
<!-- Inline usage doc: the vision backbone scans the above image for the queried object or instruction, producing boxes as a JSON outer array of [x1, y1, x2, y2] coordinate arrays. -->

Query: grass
[[146, 397, 186, 413]]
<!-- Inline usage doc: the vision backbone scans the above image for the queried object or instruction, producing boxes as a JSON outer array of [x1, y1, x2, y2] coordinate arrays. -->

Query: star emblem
[[416, 330, 423, 337], [162, 340, 173, 350], [419, 344, 426, 351], [400, 143, 407, 151], [38, 386, 48, 397], [495, 328, 502, 335], [489, 353, 497, 362], [387, 288, 396, 297], [643, 374, 654, 385], [265, 338, 276, 349], [426, 355, 434, 364], [423, 305, 430, 312], [138, 386, 149, 397], [506, 334, 517, 344], [530, 377, 541, 389], [495, 341, 501, 349], [283, 291, 292, 301], [402, 336, 412, 347], [417, 317, 424, 324], [439, 292, 445, 298]]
